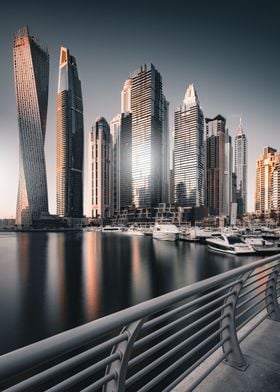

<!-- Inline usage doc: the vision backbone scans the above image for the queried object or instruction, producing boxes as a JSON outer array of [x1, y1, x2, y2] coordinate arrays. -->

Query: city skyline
[[0, 1, 279, 216]]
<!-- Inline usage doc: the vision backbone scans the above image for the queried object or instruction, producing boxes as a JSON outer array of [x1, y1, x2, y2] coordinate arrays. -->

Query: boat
[[143, 227, 153, 236], [253, 244, 280, 256], [194, 227, 221, 243], [207, 233, 255, 255], [179, 227, 200, 242], [101, 226, 123, 232], [153, 223, 180, 241], [122, 226, 144, 236]]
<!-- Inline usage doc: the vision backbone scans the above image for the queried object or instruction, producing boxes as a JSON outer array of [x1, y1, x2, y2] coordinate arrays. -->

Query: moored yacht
[[153, 223, 180, 241], [207, 233, 255, 255], [122, 226, 144, 236], [101, 226, 123, 232]]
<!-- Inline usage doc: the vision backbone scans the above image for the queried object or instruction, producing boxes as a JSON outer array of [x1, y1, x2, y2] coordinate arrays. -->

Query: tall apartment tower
[[234, 119, 248, 215], [161, 96, 170, 204], [56, 47, 84, 218], [174, 84, 204, 207], [130, 64, 164, 208], [110, 79, 132, 214], [110, 111, 132, 213], [88, 117, 111, 221], [14, 26, 49, 225], [206, 115, 232, 217], [271, 161, 280, 212], [255, 147, 279, 213]]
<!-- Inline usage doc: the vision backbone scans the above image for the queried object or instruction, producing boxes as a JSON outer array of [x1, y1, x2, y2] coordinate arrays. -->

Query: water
[[0, 231, 258, 355]]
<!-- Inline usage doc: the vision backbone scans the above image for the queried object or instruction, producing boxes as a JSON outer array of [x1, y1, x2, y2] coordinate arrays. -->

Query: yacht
[[179, 227, 200, 242], [153, 223, 180, 241], [123, 226, 144, 236], [101, 226, 122, 233], [207, 233, 255, 255]]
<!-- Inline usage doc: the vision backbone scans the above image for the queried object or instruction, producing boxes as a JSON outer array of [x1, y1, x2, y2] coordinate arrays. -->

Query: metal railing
[[0, 254, 279, 391]]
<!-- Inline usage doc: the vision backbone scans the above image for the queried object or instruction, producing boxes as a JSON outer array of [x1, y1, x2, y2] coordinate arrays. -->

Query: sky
[[0, 0, 279, 217]]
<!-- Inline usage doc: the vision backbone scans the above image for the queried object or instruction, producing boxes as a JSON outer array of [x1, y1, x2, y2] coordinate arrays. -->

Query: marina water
[[0, 231, 259, 355]]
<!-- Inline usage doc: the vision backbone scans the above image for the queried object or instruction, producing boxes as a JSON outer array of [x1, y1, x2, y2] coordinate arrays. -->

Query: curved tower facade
[[14, 26, 49, 225], [56, 47, 84, 217]]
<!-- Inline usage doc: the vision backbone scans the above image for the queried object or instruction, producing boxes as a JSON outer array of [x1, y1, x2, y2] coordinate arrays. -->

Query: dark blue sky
[[0, 0, 279, 215]]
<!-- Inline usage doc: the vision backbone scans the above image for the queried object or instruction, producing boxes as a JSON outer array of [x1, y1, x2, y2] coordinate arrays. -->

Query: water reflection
[[0, 232, 260, 354], [17, 233, 48, 347]]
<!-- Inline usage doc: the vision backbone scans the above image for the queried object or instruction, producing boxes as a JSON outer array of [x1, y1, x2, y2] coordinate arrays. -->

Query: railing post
[[265, 265, 280, 321], [220, 271, 251, 370], [103, 318, 145, 392]]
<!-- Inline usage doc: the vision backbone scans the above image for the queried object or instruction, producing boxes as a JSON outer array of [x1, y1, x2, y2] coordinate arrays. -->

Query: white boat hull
[[123, 231, 144, 236], [208, 244, 255, 255], [153, 232, 179, 241]]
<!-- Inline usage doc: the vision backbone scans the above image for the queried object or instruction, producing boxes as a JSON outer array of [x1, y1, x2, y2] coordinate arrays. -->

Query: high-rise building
[[174, 84, 204, 207], [110, 111, 132, 213], [234, 119, 248, 215], [14, 26, 49, 225], [161, 95, 170, 204], [56, 47, 84, 218], [88, 117, 111, 221], [271, 162, 280, 212], [206, 115, 232, 217], [130, 64, 164, 208], [121, 78, 132, 113], [255, 147, 279, 213]]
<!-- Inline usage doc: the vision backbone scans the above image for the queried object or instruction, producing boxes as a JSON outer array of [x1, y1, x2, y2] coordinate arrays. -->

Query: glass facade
[[174, 84, 204, 207], [56, 47, 84, 217], [14, 26, 49, 225], [110, 112, 132, 213], [206, 115, 232, 216], [234, 121, 248, 214], [131, 64, 164, 208]]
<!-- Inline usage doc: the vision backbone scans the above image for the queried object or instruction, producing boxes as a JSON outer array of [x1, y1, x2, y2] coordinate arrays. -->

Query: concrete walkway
[[173, 313, 280, 392]]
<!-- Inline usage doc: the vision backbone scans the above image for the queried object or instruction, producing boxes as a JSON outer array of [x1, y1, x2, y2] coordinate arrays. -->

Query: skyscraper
[[206, 115, 232, 217], [88, 117, 111, 221], [130, 64, 164, 208], [161, 95, 170, 204], [121, 78, 132, 113], [174, 84, 204, 207], [255, 147, 279, 213], [110, 111, 132, 213], [234, 119, 248, 215], [56, 47, 84, 218], [271, 161, 280, 212], [14, 26, 49, 225]]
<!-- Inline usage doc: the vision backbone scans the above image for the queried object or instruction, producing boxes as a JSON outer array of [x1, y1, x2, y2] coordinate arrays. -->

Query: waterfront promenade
[[174, 311, 280, 391]]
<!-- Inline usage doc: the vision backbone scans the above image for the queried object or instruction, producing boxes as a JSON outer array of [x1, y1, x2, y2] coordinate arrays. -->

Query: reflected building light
[[83, 233, 100, 320], [131, 237, 150, 303]]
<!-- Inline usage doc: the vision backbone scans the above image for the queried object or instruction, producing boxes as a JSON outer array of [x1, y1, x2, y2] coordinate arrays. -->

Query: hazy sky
[[0, 0, 279, 217]]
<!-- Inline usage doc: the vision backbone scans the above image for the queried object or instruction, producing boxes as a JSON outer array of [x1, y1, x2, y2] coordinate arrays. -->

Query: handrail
[[0, 253, 279, 391]]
